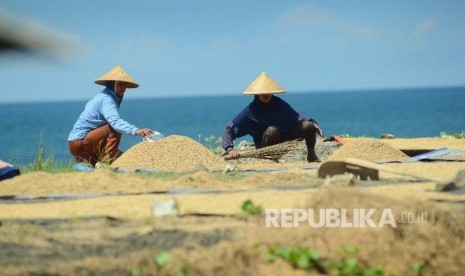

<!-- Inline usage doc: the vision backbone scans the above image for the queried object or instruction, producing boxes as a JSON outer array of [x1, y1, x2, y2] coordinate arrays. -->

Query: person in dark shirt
[[0, 159, 20, 181], [222, 72, 324, 162]]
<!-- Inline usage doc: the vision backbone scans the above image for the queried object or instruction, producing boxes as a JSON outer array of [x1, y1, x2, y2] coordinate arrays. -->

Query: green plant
[[176, 260, 189, 276], [154, 251, 172, 270], [27, 134, 54, 171], [340, 134, 374, 138], [335, 258, 362, 275], [264, 245, 392, 276], [241, 199, 264, 215], [130, 268, 141, 276], [128, 251, 189, 276], [439, 131, 465, 139], [410, 262, 426, 276], [19, 134, 74, 173], [341, 245, 360, 254], [95, 139, 114, 165], [202, 134, 223, 154], [266, 246, 326, 273], [331, 258, 387, 276], [330, 246, 388, 276]]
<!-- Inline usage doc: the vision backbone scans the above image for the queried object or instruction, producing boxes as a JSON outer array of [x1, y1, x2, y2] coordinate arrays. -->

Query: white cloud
[[409, 18, 438, 50], [280, 6, 383, 39], [211, 37, 234, 52], [281, 7, 331, 29], [120, 33, 169, 55], [413, 18, 438, 38], [139, 34, 168, 53]]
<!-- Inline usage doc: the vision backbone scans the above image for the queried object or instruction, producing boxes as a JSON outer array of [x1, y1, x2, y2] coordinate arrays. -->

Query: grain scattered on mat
[[327, 138, 409, 161], [111, 135, 226, 172]]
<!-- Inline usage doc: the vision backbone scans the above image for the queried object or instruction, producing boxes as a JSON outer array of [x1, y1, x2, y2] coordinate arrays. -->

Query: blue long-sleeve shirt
[[222, 96, 308, 151], [68, 88, 137, 141]]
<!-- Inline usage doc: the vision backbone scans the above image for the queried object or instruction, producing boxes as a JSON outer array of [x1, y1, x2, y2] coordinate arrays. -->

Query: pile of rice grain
[[327, 138, 409, 162], [111, 135, 226, 172]]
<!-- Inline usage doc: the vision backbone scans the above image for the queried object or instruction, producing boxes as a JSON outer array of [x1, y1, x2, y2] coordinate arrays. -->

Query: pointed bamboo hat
[[243, 72, 286, 95], [94, 65, 139, 88]]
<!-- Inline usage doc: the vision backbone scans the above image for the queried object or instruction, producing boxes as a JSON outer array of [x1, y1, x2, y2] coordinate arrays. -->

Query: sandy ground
[[1, 138, 465, 275]]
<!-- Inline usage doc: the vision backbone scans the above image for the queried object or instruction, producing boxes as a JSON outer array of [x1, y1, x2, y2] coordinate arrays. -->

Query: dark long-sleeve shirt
[[222, 96, 308, 151]]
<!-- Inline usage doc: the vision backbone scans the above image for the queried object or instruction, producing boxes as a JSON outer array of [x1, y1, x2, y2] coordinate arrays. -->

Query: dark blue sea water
[[1, 87, 464, 165]]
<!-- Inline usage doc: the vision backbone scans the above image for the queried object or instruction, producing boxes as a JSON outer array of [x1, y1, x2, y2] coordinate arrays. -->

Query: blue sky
[[1, 0, 465, 103]]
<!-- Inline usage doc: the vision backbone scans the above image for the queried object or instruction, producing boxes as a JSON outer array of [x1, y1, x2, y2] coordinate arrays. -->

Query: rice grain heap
[[111, 135, 227, 172], [327, 138, 409, 162]]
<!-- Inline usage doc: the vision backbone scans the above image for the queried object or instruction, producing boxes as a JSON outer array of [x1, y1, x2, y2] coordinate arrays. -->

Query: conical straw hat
[[243, 72, 286, 95], [94, 65, 139, 88]]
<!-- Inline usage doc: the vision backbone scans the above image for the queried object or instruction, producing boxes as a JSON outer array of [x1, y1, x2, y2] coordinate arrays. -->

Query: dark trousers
[[257, 121, 318, 162]]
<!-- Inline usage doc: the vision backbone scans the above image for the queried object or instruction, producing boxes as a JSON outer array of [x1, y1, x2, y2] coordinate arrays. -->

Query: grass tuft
[[20, 135, 73, 173], [439, 131, 465, 139]]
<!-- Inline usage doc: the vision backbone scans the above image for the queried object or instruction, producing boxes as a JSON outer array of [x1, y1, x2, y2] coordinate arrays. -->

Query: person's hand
[[228, 149, 240, 159], [136, 128, 154, 137], [313, 123, 324, 138], [0, 160, 13, 168]]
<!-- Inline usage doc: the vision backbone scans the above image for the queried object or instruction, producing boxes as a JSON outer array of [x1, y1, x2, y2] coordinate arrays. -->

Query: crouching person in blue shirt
[[68, 65, 154, 166], [222, 72, 324, 163]]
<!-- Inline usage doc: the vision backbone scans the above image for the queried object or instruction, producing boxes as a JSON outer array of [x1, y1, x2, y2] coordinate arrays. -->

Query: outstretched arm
[[222, 122, 241, 158], [101, 97, 138, 135], [222, 122, 235, 152]]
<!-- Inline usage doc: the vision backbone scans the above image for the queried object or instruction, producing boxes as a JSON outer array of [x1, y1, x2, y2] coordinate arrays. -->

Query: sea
[[1, 87, 464, 166]]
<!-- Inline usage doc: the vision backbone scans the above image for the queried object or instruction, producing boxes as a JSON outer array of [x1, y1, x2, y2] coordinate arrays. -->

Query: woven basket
[[225, 139, 303, 161]]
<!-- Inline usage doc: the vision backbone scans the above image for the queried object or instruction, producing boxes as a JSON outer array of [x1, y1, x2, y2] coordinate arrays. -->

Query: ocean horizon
[[1, 86, 464, 165]]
